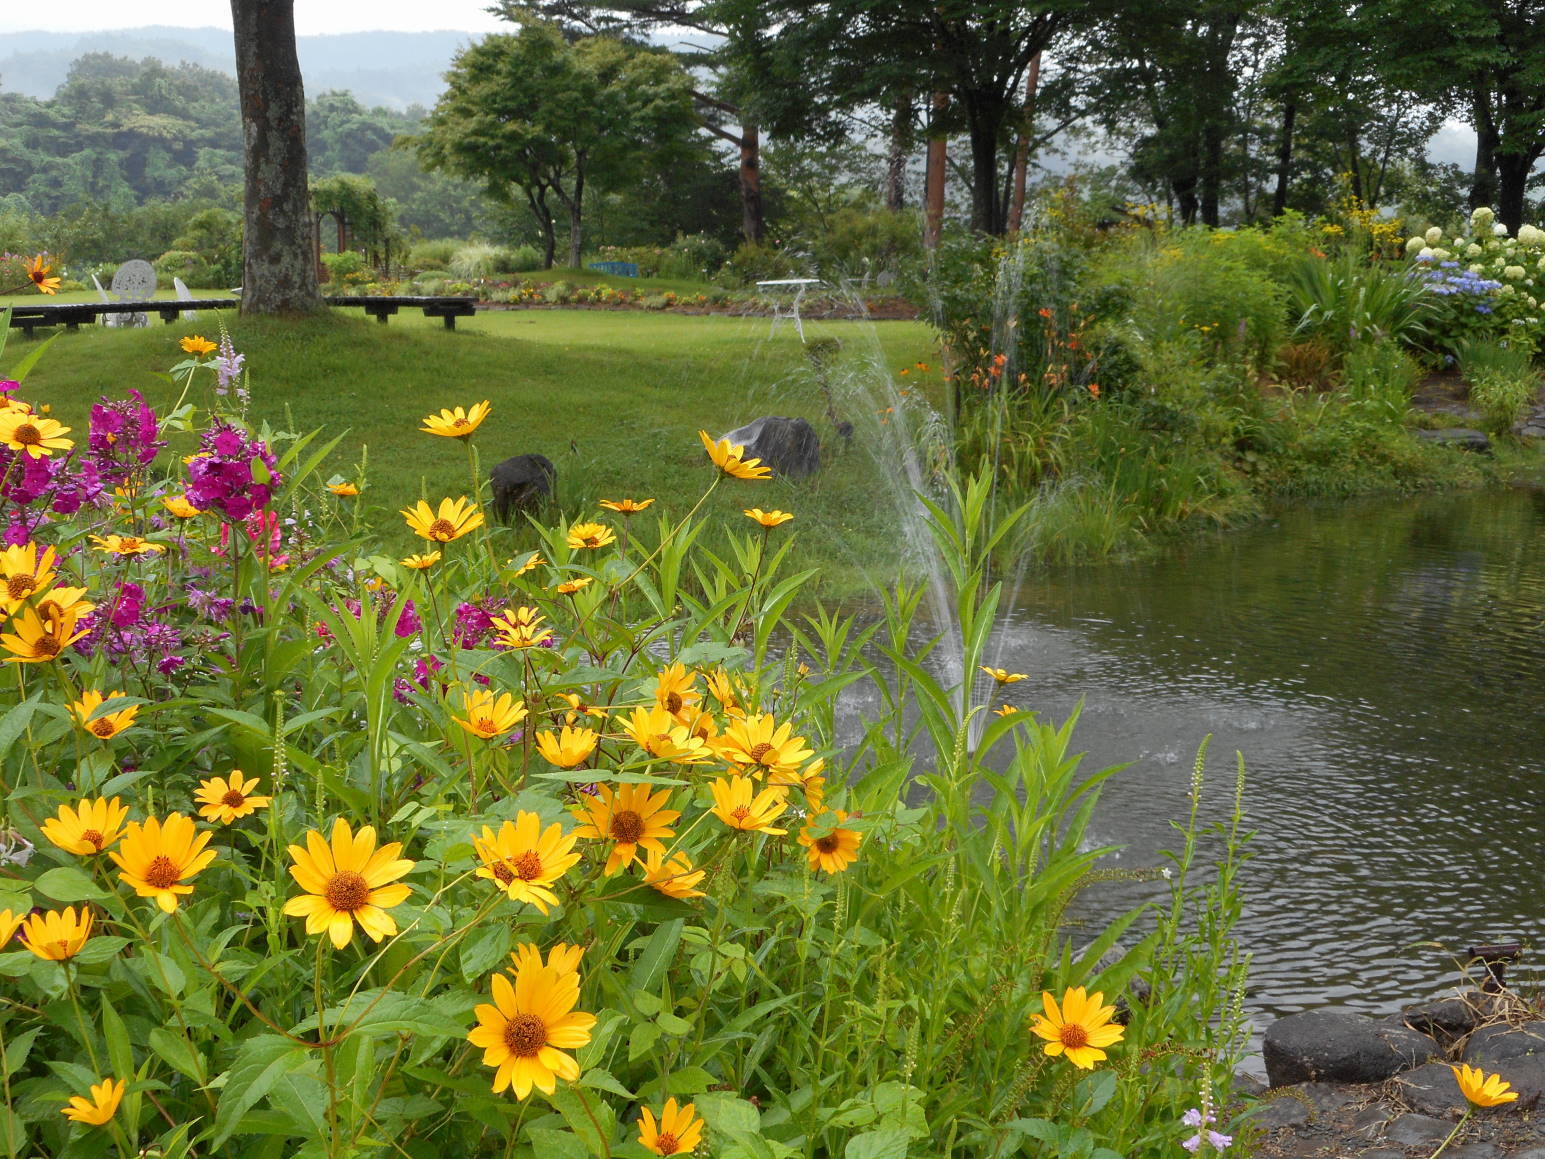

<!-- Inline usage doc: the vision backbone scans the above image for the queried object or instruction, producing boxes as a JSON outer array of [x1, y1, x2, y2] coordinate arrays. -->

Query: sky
[[0, 2, 509, 35]]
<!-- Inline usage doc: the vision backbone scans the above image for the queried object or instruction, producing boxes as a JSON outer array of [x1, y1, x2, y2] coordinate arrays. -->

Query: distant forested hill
[[0, 26, 476, 109]]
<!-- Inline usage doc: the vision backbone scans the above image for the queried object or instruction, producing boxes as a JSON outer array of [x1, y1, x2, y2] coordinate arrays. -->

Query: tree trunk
[[1200, 120, 1224, 227], [886, 90, 912, 212], [527, 188, 556, 269], [1007, 52, 1042, 234], [231, 0, 321, 315], [1173, 173, 1199, 226], [965, 101, 1006, 234], [1496, 150, 1538, 233], [1470, 90, 1499, 212], [1272, 97, 1296, 217], [925, 90, 948, 249], [566, 164, 585, 268], [738, 124, 764, 244]]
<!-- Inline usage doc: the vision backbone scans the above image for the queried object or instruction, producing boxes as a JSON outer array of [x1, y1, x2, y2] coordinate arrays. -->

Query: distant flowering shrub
[[1407, 208, 1545, 351]]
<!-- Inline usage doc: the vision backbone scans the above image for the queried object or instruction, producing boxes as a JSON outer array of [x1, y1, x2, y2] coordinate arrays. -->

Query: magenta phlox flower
[[453, 599, 507, 649], [88, 391, 163, 485], [186, 422, 281, 521]]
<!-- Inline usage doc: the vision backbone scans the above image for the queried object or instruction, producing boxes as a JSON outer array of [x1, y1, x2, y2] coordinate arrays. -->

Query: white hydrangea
[[1425, 226, 1445, 245], [1471, 264, 1486, 273], [1499, 284, 1516, 296], [1405, 236, 1427, 255], [1504, 265, 1526, 280], [1466, 244, 1483, 256], [1430, 248, 1451, 261], [1471, 206, 1496, 229], [1417, 247, 1435, 261], [1537, 255, 1545, 271], [1494, 223, 1510, 237], [1529, 297, 1539, 308]]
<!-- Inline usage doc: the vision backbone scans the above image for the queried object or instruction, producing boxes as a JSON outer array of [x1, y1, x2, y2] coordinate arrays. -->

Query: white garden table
[[755, 278, 822, 341]]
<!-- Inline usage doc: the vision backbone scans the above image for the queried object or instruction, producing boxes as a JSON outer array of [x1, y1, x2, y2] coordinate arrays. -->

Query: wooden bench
[[5, 295, 478, 336]]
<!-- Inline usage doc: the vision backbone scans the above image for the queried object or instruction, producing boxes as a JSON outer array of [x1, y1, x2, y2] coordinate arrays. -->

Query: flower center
[[1059, 1023, 1090, 1050], [451, 417, 469, 428], [664, 692, 683, 713], [473, 716, 497, 735], [491, 861, 515, 884], [324, 870, 370, 913], [655, 1131, 680, 1154], [815, 834, 840, 854], [748, 742, 774, 764], [143, 854, 182, 889], [610, 809, 645, 844], [88, 718, 117, 737], [502, 1012, 548, 1057], [582, 535, 599, 547], [12, 423, 40, 446], [32, 637, 61, 659], [221, 789, 246, 808], [428, 518, 455, 539], [731, 806, 751, 823], [6, 575, 34, 600], [513, 851, 543, 880], [81, 828, 105, 849]]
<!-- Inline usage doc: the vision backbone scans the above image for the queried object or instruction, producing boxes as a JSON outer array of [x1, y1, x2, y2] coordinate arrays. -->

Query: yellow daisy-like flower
[[467, 963, 596, 1098], [1030, 986, 1125, 1070], [162, 494, 201, 519], [570, 782, 680, 875], [566, 522, 616, 550], [638, 1098, 704, 1156], [454, 688, 528, 740], [420, 400, 491, 438], [68, 690, 139, 740], [620, 705, 713, 764], [535, 725, 599, 768], [26, 255, 60, 295], [704, 667, 750, 716], [490, 606, 553, 650], [715, 712, 814, 778], [993, 704, 1018, 716], [282, 818, 415, 949], [400, 551, 442, 570], [511, 552, 544, 576], [508, 941, 586, 981], [653, 662, 699, 716], [0, 409, 72, 458], [640, 847, 707, 900], [61, 1077, 125, 1126], [471, 814, 582, 913], [193, 771, 272, 824], [402, 496, 485, 542], [744, 508, 793, 527], [599, 497, 654, 514], [20, 906, 93, 960], [110, 813, 216, 913], [328, 481, 361, 497], [553, 577, 592, 595], [41, 796, 129, 856], [0, 541, 57, 612], [0, 908, 24, 945], [556, 691, 606, 725], [981, 666, 1028, 684], [179, 335, 217, 356], [798, 810, 862, 874], [89, 533, 165, 556], [710, 775, 789, 834], [699, 430, 772, 480], [1, 604, 90, 663], [1452, 1064, 1519, 1107]]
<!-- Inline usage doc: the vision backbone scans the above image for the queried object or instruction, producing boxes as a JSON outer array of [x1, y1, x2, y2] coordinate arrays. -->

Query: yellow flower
[[0, 542, 57, 612], [770, 755, 826, 810], [472, 814, 582, 913], [566, 522, 616, 550], [638, 1098, 704, 1156], [420, 400, 491, 438], [715, 712, 813, 778], [709, 775, 788, 834], [1452, 1064, 1519, 1107], [194, 771, 272, 824], [511, 552, 544, 576], [41, 796, 129, 856], [993, 704, 1017, 716], [454, 689, 528, 740], [400, 551, 442, 570], [328, 481, 361, 497], [652, 662, 699, 716], [110, 813, 216, 913], [61, 1077, 125, 1126], [26, 255, 60, 295], [553, 577, 592, 595], [466, 963, 595, 1098], [20, 906, 93, 961], [508, 941, 586, 981], [402, 496, 485, 542], [640, 847, 707, 900], [68, 690, 138, 739], [699, 430, 772, 480], [620, 704, 713, 764], [535, 725, 599, 768], [704, 667, 749, 716], [1030, 986, 1125, 1069], [980, 666, 1028, 684], [0, 409, 72, 458], [2, 605, 91, 663], [282, 818, 415, 949], [798, 810, 862, 873], [162, 494, 201, 519], [744, 508, 793, 527], [490, 606, 552, 650], [179, 335, 217, 356], [89, 533, 165, 556], [599, 497, 654, 514], [0, 908, 24, 945], [570, 782, 680, 875]]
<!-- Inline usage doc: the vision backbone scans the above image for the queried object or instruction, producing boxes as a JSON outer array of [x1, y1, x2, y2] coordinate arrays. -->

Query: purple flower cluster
[[75, 580, 188, 675], [185, 423, 281, 521], [89, 390, 163, 487], [454, 599, 508, 649], [1424, 263, 1502, 313], [215, 336, 248, 404], [1181, 1108, 1231, 1153]]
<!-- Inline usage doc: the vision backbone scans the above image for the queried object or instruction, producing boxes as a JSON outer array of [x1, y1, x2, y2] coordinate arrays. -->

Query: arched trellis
[[310, 175, 397, 275]]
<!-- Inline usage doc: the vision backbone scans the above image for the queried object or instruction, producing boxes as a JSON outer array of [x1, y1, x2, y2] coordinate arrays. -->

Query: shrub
[[153, 249, 214, 288], [409, 238, 460, 270], [448, 243, 521, 280], [320, 250, 365, 284], [1457, 338, 1539, 433], [716, 241, 801, 287], [1287, 251, 1432, 354], [1342, 339, 1423, 423]]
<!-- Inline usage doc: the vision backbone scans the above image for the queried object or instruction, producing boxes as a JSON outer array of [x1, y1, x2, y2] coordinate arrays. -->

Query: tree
[[231, 0, 321, 315], [414, 24, 695, 268]]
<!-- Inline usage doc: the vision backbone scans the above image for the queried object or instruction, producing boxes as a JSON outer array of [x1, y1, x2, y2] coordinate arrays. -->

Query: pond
[[985, 486, 1545, 1058]]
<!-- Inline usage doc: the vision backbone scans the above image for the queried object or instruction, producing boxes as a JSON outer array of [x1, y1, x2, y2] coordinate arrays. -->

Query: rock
[[1502, 1148, 1545, 1158], [1415, 427, 1492, 451], [1387, 1112, 1454, 1145], [1399, 1060, 1474, 1117], [489, 454, 556, 523], [716, 416, 821, 479], [1254, 1092, 1312, 1127], [1350, 1102, 1397, 1137], [1449, 1144, 1503, 1159], [1466, 1023, 1545, 1067], [1264, 1009, 1438, 1087], [1402, 995, 1487, 1048]]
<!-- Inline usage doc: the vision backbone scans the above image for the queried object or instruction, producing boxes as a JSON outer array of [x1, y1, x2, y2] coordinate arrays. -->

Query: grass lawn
[[502, 267, 722, 295], [0, 304, 942, 597]]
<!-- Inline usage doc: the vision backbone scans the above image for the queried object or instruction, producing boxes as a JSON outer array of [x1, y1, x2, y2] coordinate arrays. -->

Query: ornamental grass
[[0, 337, 1251, 1156]]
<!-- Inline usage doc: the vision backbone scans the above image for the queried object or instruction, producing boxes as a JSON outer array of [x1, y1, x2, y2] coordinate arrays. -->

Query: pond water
[[981, 486, 1545, 1058]]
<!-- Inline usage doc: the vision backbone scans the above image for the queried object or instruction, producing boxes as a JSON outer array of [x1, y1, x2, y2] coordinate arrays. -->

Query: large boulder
[[489, 454, 556, 523], [716, 416, 820, 479], [1465, 1023, 1545, 1068], [1264, 1010, 1437, 1087]]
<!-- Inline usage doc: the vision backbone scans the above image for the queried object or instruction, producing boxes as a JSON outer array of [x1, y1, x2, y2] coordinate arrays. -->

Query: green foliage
[[717, 242, 802, 287], [1457, 338, 1540, 434], [1288, 251, 1432, 353], [152, 249, 215, 288]]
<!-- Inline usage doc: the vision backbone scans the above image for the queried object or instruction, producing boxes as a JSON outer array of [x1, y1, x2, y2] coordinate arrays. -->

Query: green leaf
[[579, 1068, 634, 1098], [628, 1020, 662, 1063], [844, 1130, 909, 1159], [100, 994, 133, 1084], [629, 918, 683, 993], [526, 1127, 589, 1159], [211, 1034, 315, 1147], [1073, 1069, 1117, 1118], [460, 922, 512, 982], [73, 936, 131, 965], [661, 1066, 716, 1095], [148, 1027, 206, 1082], [696, 1092, 760, 1135], [33, 866, 108, 903]]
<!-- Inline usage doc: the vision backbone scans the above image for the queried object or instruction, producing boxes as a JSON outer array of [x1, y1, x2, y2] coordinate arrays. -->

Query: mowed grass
[[1, 305, 941, 596]]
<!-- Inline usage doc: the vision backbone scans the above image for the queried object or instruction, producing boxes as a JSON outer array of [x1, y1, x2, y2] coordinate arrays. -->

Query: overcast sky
[[0, 2, 508, 35]]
